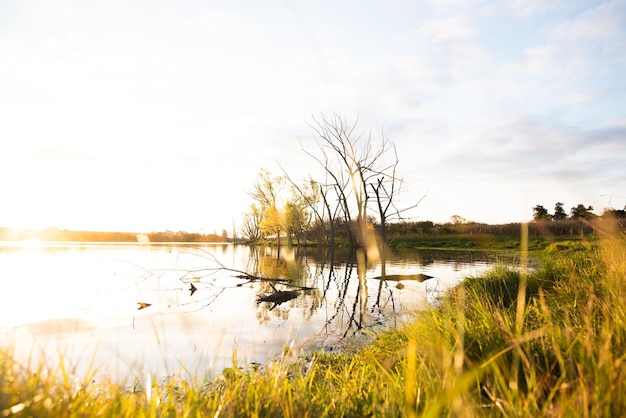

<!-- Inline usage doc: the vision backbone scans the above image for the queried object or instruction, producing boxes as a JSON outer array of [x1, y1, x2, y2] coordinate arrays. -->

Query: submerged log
[[256, 289, 300, 311], [370, 273, 434, 282], [235, 273, 290, 284], [257, 290, 300, 305]]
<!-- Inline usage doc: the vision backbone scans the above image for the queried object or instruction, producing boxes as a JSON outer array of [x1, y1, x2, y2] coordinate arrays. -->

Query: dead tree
[[369, 142, 426, 246], [303, 113, 394, 257]]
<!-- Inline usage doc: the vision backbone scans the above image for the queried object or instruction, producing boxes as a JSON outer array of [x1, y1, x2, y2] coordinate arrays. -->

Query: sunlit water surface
[[0, 242, 499, 383]]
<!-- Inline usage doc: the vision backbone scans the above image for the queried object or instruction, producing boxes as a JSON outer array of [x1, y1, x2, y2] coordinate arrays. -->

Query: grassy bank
[[388, 232, 549, 251], [256, 220, 609, 252], [2, 225, 625, 416], [385, 219, 617, 251]]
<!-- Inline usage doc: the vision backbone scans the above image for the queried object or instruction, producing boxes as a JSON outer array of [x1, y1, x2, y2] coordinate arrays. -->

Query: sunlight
[[19, 238, 44, 248], [0, 226, 50, 243]]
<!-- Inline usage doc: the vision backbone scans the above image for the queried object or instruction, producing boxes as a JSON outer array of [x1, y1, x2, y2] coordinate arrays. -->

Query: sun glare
[[20, 238, 44, 248]]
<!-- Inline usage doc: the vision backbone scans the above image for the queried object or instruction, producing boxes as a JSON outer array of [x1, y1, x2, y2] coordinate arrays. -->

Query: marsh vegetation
[[2, 218, 625, 416]]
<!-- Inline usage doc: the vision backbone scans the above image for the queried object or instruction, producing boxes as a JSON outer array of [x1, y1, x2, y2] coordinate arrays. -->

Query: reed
[[1, 220, 624, 416]]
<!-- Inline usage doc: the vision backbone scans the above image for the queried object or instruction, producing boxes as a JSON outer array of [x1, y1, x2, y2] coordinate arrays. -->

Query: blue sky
[[1, 0, 625, 233]]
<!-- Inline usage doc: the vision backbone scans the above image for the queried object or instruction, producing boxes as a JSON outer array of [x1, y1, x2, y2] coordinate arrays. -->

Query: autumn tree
[[247, 168, 312, 248], [249, 168, 286, 245], [281, 185, 312, 246], [280, 173, 331, 247]]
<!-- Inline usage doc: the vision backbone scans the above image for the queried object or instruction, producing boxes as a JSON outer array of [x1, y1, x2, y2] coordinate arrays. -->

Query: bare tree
[[240, 204, 263, 242], [368, 142, 426, 246], [302, 113, 403, 257]]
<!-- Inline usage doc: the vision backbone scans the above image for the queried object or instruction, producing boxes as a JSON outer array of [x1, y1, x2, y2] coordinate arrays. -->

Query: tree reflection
[[151, 244, 442, 345]]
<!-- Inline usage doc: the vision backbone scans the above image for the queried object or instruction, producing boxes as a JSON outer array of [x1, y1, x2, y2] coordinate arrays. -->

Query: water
[[0, 242, 497, 383]]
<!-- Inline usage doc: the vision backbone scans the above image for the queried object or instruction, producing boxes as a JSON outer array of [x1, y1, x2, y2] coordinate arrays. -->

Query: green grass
[[2, 222, 625, 417], [388, 232, 553, 251]]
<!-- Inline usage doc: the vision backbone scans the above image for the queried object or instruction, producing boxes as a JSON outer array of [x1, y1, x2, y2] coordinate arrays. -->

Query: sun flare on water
[[19, 238, 44, 248]]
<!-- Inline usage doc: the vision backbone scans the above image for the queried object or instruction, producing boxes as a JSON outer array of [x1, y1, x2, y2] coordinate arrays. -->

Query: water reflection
[[0, 243, 498, 382]]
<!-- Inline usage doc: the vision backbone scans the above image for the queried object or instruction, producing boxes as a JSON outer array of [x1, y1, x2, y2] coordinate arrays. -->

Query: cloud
[[549, 0, 625, 41], [509, 0, 626, 82], [420, 15, 476, 42], [444, 117, 626, 186]]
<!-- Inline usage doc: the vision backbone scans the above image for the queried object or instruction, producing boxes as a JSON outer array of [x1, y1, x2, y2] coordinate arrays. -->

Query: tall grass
[[1, 221, 625, 416]]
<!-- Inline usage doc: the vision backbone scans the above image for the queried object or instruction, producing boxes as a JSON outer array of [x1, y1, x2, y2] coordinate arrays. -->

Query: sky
[[1, 0, 625, 234]]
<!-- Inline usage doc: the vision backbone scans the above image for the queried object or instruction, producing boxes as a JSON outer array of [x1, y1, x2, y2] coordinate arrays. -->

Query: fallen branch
[[369, 273, 434, 282]]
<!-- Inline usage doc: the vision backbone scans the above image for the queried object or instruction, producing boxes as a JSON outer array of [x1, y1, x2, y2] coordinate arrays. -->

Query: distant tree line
[[389, 212, 626, 240], [384, 220, 604, 239], [533, 202, 626, 222], [0, 227, 139, 242], [147, 230, 229, 242], [0, 227, 230, 243]]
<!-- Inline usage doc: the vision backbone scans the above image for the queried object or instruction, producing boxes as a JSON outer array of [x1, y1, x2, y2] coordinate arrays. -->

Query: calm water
[[0, 242, 498, 383]]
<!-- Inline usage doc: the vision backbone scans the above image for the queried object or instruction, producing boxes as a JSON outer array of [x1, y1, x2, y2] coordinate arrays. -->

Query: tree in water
[[241, 204, 263, 242], [302, 113, 421, 258], [247, 168, 311, 250], [249, 168, 286, 246]]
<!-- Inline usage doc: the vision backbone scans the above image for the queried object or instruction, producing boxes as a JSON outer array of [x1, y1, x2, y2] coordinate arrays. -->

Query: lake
[[0, 242, 498, 384]]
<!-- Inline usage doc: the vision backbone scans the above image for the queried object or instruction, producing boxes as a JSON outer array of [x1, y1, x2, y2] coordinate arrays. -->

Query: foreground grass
[[2, 226, 625, 417]]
